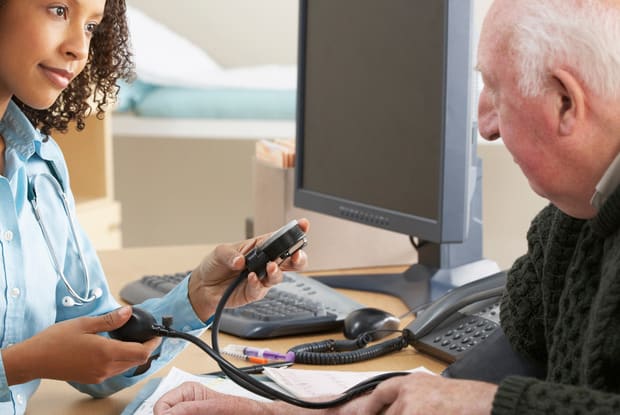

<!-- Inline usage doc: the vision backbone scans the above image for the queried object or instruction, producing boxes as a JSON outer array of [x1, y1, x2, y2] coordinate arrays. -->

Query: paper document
[[128, 365, 434, 414], [263, 366, 435, 399], [255, 139, 296, 168], [131, 367, 271, 415]]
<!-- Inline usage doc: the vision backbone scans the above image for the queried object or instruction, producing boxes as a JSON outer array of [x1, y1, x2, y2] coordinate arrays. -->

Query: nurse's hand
[[2, 306, 161, 385], [188, 218, 309, 321]]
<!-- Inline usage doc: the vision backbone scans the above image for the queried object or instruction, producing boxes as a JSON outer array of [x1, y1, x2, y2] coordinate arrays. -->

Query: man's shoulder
[[527, 203, 556, 237], [525, 204, 589, 255]]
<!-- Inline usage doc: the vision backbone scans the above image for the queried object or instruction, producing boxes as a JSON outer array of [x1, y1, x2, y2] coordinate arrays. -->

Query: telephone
[[404, 271, 507, 363]]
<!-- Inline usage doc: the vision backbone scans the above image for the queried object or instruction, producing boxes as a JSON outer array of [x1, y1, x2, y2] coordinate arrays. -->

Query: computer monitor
[[294, 0, 499, 310]]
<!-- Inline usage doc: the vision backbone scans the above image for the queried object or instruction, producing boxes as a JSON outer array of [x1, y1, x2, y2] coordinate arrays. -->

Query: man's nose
[[477, 89, 500, 141]]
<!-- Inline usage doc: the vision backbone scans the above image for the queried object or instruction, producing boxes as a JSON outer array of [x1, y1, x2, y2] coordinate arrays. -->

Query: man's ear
[[550, 68, 585, 136]]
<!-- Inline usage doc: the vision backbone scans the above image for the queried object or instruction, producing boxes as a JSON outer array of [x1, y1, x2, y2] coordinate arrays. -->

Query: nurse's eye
[[85, 22, 98, 35], [49, 6, 68, 20]]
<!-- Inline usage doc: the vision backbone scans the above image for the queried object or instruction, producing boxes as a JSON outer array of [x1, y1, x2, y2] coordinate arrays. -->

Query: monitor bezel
[[294, 0, 475, 244]]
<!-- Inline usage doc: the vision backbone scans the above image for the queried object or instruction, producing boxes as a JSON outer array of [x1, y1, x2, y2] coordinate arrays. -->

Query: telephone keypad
[[435, 315, 498, 354], [416, 300, 501, 363]]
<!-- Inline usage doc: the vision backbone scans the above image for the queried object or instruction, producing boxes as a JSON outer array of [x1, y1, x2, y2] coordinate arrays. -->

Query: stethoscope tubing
[[28, 172, 98, 306]]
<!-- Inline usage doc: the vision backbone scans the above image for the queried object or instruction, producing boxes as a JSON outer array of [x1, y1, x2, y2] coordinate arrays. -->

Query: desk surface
[[27, 244, 446, 415]]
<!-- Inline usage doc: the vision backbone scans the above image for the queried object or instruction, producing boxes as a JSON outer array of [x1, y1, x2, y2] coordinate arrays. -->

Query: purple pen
[[244, 346, 295, 362], [226, 344, 295, 362]]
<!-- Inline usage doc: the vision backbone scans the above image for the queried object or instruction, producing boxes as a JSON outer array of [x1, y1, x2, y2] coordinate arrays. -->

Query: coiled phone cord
[[290, 336, 408, 365]]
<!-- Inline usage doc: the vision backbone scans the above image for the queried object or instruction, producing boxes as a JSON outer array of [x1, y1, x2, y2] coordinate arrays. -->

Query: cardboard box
[[252, 158, 418, 271]]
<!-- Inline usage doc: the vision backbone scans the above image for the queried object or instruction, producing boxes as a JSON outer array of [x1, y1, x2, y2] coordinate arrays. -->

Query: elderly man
[[153, 1, 620, 413]]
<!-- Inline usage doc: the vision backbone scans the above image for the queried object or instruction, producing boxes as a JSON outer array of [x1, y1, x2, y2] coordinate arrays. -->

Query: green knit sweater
[[491, 185, 620, 414]]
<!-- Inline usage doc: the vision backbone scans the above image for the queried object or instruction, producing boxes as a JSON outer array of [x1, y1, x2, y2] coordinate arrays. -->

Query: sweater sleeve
[[500, 206, 555, 365], [492, 376, 620, 415]]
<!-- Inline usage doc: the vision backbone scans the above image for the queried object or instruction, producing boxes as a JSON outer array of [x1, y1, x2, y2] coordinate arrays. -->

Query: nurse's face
[[0, 0, 105, 114]]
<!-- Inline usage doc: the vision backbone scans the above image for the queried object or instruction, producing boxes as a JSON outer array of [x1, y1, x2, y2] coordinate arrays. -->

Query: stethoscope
[[27, 159, 102, 307]]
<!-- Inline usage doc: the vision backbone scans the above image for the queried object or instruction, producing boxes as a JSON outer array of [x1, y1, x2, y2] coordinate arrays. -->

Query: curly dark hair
[[12, 0, 134, 137]]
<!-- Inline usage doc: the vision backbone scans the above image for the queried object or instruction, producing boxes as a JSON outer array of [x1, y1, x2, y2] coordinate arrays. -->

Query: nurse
[[0, 1, 309, 414]]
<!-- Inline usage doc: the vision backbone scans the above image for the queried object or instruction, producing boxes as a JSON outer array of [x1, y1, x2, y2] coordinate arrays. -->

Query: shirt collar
[[591, 151, 620, 210], [0, 100, 54, 161]]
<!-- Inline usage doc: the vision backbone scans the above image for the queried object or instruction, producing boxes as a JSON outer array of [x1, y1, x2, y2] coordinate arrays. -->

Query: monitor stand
[[312, 255, 500, 313], [312, 157, 500, 312], [312, 185, 501, 314]]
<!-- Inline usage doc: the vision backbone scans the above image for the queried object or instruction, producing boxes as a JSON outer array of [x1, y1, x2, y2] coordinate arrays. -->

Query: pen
[[202, 360, 294, 377], [226, 344, 295, 362], [244, 347, 295, 362], [221, 348, 270, 364], [238, 355, 270, 365]]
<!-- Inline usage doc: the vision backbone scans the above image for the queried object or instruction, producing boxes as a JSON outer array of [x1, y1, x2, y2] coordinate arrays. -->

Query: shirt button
[[15, 394, 24, 405], [4, 230, 13, 242], [10, 288, 20, 298]]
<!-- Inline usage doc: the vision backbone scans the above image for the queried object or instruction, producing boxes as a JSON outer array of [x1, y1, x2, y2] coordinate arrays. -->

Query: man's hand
[[336, 373, 497, 415], [153, 381, 288, 415], [3, 306, 161, 386], [153, 372, 498, 415], [187, 218, 309, 321]]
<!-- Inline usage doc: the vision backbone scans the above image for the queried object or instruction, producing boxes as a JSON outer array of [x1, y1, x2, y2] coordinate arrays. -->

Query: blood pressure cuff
[[441, 327, 545, 384]]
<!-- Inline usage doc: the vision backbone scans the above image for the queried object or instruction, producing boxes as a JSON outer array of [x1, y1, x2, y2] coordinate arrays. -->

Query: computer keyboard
[[119, 271, 364, 339]]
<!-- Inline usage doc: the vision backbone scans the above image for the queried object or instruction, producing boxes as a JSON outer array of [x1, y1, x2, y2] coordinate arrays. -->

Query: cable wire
[[150, 270, 413, 408]]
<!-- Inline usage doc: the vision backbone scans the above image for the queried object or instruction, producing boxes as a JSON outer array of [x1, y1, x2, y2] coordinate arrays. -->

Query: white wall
[[127, 0, 494, 67], [475, 0, 493, 28], [117, 0, 547, 270], [127, 0, 298, 67]]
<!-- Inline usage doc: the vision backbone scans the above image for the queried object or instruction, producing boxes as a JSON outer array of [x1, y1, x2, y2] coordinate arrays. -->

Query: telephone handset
[[404, 271, 507, 363]]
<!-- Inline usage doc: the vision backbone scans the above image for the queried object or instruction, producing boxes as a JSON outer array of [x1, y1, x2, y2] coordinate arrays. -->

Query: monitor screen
[[295, 0, 474, 244], [294, 0, 498, 307]]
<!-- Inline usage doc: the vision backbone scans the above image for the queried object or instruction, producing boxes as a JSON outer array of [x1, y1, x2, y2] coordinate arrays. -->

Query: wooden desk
[[27, 245, 446, 415]]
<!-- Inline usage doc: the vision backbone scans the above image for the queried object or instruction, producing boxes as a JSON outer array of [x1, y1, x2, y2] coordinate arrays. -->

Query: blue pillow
[[132, 86, 296, 120], [115, 80, 157, 112]]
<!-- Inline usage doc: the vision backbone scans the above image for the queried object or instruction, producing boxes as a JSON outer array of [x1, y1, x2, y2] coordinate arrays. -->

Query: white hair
[[510, 0, 620, 100]]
